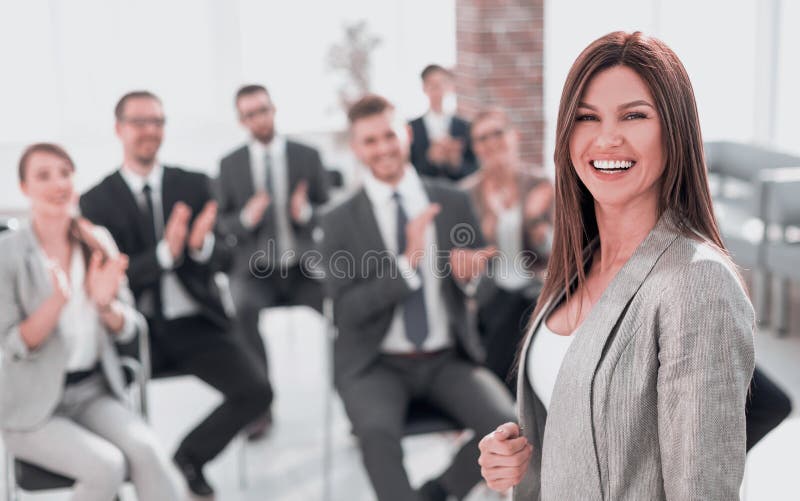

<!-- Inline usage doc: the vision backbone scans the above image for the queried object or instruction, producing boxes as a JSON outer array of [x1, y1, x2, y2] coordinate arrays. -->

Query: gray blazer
[[514, 213, 755, 500], [319, 181, 487, 386], [217, 140, 330, 278], [0, 223, 144, 431]]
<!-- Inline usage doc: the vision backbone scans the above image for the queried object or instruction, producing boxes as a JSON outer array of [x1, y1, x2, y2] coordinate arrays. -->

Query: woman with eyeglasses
[[0, 143, 184, 500], [461, 108, 554, 392]]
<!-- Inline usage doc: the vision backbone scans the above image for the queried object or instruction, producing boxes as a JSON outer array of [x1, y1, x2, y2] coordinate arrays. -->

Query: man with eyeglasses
[[216, 84, 330, 440], [80, 90, 272, 498], [409, 64, 478, 182]]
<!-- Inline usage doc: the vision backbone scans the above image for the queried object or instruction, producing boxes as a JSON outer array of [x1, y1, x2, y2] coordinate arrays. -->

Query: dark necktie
[[142, 184, 158, 245], [393, 192, 429, 349], [141, 183, 163, 318]]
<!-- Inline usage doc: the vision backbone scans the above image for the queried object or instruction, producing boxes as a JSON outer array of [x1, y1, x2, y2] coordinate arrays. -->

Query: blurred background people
[[461, 107, 554, 392], [217, 84, 330, 440], [409, 65, 478, 182], [79, 91, 271, 498], [320, 94, 515, 501], [1, 143, 184, 501]]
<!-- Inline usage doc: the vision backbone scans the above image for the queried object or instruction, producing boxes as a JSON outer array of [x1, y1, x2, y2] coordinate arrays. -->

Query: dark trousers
[[478, 287, 537, 393], [148, 315, 272, 466], [230, 265, 323, 384], [746, 365, 793, 451], [338, 350, 516, 501]]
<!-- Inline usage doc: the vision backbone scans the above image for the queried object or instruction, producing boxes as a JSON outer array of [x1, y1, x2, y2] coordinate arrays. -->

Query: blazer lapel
[[161, 166, 179, 222], [286, 141, 300, 194], [237, 149, 256, 201], [108, 170, 151, 242], [352, 189, 388, 254], [540, 213, 680, 497]]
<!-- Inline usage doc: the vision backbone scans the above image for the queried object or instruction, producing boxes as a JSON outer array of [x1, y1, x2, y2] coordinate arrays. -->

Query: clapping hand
[[188, 201, 218, 251], [86, 251, 129, 309], [290, 180, 310, 223]]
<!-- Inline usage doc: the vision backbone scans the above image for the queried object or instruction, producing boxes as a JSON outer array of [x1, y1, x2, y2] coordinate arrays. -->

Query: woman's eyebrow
[[577, 100, 655, 111]]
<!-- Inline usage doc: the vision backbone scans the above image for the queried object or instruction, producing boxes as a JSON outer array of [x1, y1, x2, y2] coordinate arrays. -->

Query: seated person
[[320, 94, 516, 501], [1, 143, 184, 501], [460, 107, 554, 391], [409, 64, 477, 181], [79, 91, 271, 498]]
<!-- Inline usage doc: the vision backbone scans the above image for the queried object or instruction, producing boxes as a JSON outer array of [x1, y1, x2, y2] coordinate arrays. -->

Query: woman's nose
[[594, 126, 624, 149]]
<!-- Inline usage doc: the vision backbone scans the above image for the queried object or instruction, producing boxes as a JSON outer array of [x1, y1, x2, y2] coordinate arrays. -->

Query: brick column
[[455, 0, 545, 168]]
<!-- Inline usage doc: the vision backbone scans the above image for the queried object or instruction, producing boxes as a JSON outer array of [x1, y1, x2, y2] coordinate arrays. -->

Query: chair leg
[[752, 270, 771, 327], [771, 276, 791, 336], [237, 434, 248, 490]]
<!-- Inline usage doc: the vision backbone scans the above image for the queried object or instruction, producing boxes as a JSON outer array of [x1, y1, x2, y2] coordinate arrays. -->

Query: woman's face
[[568, 65, 665, 212], [20, 151, 75, 218], [471, 114, 519, 172]]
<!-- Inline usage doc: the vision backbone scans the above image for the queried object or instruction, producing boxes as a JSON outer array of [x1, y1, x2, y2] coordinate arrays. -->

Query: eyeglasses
[[240, 105, 274, 121], [121, 117, 166, 128], [473, 128, 506, 145]]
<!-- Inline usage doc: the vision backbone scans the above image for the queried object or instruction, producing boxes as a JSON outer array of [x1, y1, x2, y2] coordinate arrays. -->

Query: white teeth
[[592, 160, 633, 170]]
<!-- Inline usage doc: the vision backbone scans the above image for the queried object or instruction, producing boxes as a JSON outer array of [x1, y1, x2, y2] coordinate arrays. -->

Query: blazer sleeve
[[0, 238, 36, 361], [293, 147, 331, 230], [215, 159, 253, 240], [319, 211, 414, 332], [656, 259, 755, 500], [79, 193, 164, 295]]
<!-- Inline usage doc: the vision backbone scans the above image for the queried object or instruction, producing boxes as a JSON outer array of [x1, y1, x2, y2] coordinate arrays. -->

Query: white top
[[50, 245, 100, 371], [527, 318, 575, 411], [119, 164, 214, 320], [422, 110, 452, 141], [362, 165, 451, 354]]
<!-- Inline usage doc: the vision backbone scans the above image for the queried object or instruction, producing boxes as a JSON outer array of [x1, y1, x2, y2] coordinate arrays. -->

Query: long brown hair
[[530, 31, 727, 323]]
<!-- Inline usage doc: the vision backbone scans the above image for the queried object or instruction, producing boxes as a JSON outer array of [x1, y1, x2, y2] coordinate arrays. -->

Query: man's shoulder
[[82, 170, 121, 202], [220, 145, 249, 166], [321, 189, 364, 226], [163, 164, 209, 181], [286, 139, 320, 156]]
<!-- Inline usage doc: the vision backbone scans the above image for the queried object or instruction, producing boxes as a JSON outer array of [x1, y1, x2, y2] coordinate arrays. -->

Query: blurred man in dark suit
[[80, 90, 271, 498], [320, 94, 515, 501]]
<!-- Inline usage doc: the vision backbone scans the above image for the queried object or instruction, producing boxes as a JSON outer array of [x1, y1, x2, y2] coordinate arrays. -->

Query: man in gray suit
[[320, 94, 515, 501], [217, 84, 330, 438]]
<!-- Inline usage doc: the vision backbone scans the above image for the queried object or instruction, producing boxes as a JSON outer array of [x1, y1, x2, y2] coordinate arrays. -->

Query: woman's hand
[[86, 251, 128, 309], [478, 422, 533, 492], [46, 261, 71, 305]]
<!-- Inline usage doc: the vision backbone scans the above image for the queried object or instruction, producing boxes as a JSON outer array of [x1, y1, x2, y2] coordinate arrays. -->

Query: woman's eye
[[624, 112, 647, 120], [576, 114, 597, 122]]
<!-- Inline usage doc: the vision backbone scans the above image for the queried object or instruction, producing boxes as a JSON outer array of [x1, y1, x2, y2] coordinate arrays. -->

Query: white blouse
[[527, 319, 575, 410], [48, 245, 101, 371]]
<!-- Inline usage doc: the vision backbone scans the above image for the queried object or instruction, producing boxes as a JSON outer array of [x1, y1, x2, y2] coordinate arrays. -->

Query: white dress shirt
[[362, 166, 451, 353], [493, 203, 534, 291], [422, 110, 453, 142], [119, 165, 214, 320], [242, 137, 310, 267], [527, 319, 575, 410]]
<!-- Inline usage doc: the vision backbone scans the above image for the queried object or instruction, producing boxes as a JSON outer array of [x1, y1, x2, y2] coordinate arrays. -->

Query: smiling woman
[[477, 31, 755, 501]]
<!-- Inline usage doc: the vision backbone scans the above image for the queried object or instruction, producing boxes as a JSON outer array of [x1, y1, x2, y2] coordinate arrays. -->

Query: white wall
[[0, 0, 455, 212]]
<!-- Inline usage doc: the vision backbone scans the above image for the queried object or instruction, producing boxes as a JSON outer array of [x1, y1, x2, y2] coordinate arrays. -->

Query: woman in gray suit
[[0, 143, 183, 500], [478, 32, 755, 500]]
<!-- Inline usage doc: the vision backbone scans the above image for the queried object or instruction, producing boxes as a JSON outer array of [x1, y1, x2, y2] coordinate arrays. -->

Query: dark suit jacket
[[79, 166, 232, 329], [409, 115, 478, 181], [320, 180, 487, 385], [216, 140, 330, 278]]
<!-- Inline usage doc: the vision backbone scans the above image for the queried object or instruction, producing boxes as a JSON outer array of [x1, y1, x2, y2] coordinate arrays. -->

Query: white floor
[[2, 306, 798, 500]]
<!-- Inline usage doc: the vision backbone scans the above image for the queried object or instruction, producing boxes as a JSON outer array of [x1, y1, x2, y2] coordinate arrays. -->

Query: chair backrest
[[760, 167, 800, 227], [705, 141, 800, 182]]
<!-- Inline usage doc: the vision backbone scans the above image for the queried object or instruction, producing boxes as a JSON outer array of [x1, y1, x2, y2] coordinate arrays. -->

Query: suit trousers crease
[[339, 351, 516, 501], [148, 315, 271, 465], [2, 374, 183, 501]]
